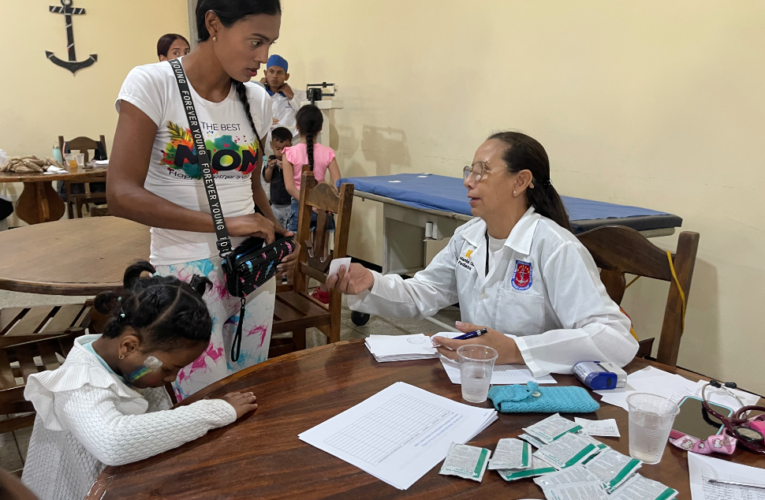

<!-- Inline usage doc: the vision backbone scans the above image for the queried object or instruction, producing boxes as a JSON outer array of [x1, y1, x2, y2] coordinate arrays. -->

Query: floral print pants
[[155, 257, 275, 401]]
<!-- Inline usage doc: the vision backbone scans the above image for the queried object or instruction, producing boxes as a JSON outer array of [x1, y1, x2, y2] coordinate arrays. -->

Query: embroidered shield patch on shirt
[[512, 260, 532, 290]]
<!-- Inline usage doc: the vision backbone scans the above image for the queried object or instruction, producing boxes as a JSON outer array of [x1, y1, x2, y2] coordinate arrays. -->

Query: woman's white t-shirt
[[116, 58, 272, 266]]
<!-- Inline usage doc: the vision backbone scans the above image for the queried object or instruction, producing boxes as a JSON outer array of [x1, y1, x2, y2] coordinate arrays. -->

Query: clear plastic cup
[[457, 345, 498, 403], [627, 393, 680, 464], [65, 153, 78, 172]]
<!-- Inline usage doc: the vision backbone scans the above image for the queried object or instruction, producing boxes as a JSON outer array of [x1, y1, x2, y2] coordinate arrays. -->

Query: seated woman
[[327, 132, 638, 377]]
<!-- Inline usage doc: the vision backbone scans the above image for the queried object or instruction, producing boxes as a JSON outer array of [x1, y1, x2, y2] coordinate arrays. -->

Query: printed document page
[[440, 357, 557, 385], [689, 452, 765, 500], [299, 382, 497, 490]]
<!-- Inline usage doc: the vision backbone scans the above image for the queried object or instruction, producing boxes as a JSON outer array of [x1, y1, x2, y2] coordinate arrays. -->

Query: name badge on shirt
[[512, 260, 533, 291]]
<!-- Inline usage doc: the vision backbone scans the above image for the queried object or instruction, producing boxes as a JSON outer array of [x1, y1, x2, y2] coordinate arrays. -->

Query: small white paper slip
[[523, 413, 583, 444], [543, 481, 610, 500], [328, 258, 352, 279], [518, 433, 548, 450], [438, 443, 491, 482], [574, 417, 621, 438], [496, 456, 556, 482], [582, 448, 642, 493], [488, 438, 531, 471], [534, 433, 600, 470], [388, 180, 402, 183], [533, 464, 601, 489], [609, 474, 678, 500]]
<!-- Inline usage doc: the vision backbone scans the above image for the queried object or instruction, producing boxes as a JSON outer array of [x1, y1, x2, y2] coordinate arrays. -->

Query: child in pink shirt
[[282, 104, 342, 303]]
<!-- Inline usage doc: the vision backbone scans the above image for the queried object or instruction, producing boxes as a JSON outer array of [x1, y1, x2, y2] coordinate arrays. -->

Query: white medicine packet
[[496, 456, 556, 482], [575, 417, 621, 438], [488, 438, 531, 471], [610, 474, 678, 500], [583, 448, 642, 493], [438, 443, 491, 482], [533, 464, 601, 489], [523, 413, 582, 444], [544, 481, 610, 500], [518, 433, 547, 449], [328, 258, 352, 279], [534, 432, 600, 470]]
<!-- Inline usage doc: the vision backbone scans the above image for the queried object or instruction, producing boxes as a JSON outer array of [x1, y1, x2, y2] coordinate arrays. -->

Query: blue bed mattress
[[338, 173, 682, 233]]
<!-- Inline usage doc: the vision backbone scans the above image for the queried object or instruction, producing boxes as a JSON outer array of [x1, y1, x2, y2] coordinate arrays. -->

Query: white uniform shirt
[[348, 207, 638, 377], [268, 88, 307, 140]]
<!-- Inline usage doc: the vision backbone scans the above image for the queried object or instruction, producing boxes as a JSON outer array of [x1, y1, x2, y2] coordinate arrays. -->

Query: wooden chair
[[1, 302, 100, 338], [58, 135, 108, 218], [577, 226, 700, 367], [0, 302, 100, 450], [0, 334, 79, 434], [268, 167, 354, 357]]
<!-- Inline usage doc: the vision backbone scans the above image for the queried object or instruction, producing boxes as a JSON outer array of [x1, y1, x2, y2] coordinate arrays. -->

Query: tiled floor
[[0, 289, 461, 471]]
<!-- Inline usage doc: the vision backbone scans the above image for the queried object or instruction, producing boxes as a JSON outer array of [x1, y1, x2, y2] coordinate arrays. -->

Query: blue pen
[[452, 328, 489, 341]]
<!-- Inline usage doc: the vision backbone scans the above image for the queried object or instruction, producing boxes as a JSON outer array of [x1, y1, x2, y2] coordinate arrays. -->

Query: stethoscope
[[701, 380, 765, 453]]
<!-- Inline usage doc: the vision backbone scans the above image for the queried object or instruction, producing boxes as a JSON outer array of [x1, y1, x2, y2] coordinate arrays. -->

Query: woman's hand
[[326, 264, 375, 295], [220, 391, 258, 419], [227, 213, 275, 243], [274, 225, 300, 273], [432, 321, 524, 365]]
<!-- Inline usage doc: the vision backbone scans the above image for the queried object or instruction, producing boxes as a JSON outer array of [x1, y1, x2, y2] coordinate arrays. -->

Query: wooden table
[[0, 217, 149, 295], [0, 169, 106, 224], [88, 340, 765, 499]]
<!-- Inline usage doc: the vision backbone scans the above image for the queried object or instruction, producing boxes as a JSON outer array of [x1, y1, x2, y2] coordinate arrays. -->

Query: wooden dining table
[[0, 169, 106, 224], [0, 216, 149, 295], [88, 340, 765, 499]]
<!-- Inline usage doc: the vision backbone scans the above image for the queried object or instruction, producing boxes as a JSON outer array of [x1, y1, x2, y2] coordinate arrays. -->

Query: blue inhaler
[[126, 356, 163, 384], [574, 361, 628, 390]]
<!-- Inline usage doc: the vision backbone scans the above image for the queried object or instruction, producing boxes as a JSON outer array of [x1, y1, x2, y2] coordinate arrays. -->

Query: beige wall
[[277, 0, 765, 393], [0, 0, 189, 223]]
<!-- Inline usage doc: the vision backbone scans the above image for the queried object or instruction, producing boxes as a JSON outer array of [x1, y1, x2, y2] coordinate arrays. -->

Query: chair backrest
[[58, 135, 107, 163], [0, 334, 76, 434], [577, 225, 700, 366], [293, 165, 354, 296]]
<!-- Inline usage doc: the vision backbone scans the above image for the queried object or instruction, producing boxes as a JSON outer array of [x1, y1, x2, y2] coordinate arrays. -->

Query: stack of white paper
[[440, 357, 557, 385], [595, 366, 699, 411], [299, 382, 498, 490], [595, 366, 761, 412], [364, 334, 439, 362]]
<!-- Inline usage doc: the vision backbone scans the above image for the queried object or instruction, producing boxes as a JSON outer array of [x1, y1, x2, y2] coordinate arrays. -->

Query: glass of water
[[627, 393, 680, 464], [457, 345, 498, 403]]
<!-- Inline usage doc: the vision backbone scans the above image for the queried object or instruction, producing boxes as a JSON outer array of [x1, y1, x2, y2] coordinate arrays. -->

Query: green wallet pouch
[[488, 381, 600, 413]]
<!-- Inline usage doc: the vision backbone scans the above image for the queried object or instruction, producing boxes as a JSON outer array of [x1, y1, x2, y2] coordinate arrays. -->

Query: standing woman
[[329, 132, 638, 377], [108, 0, 294, 400], [157, 33, 191, 61]]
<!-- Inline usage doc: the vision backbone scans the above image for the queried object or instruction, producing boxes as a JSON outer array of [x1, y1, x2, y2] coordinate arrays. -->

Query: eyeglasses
[[463, 161, 490, 182]]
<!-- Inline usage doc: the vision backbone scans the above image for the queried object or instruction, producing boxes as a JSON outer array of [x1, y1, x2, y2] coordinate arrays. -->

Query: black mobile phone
[[673, 396, 733, 438]]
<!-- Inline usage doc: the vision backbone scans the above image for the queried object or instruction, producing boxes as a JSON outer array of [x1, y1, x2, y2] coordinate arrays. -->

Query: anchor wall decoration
[[45, 0, 98, 74]]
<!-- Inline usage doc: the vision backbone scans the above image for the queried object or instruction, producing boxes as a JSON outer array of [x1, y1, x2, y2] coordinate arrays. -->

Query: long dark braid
[[234, 81, 262, 154], [306, 132, 315, 171], [94, 261, 213, 350], [295, 104, 323, 172]]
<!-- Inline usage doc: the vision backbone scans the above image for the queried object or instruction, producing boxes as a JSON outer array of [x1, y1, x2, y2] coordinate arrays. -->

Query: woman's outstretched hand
[[326, 263, 375, 295]]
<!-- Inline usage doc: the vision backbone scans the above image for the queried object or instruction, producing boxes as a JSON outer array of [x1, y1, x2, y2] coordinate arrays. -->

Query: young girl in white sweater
[[22, 262, 258, 500]]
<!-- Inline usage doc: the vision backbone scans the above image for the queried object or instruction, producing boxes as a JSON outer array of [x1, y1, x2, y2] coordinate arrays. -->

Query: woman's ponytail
[[488, 131, 572, 232]]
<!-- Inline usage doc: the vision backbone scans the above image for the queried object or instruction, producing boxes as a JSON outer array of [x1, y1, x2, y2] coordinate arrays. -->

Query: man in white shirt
[[261, 54, 306, 143]]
